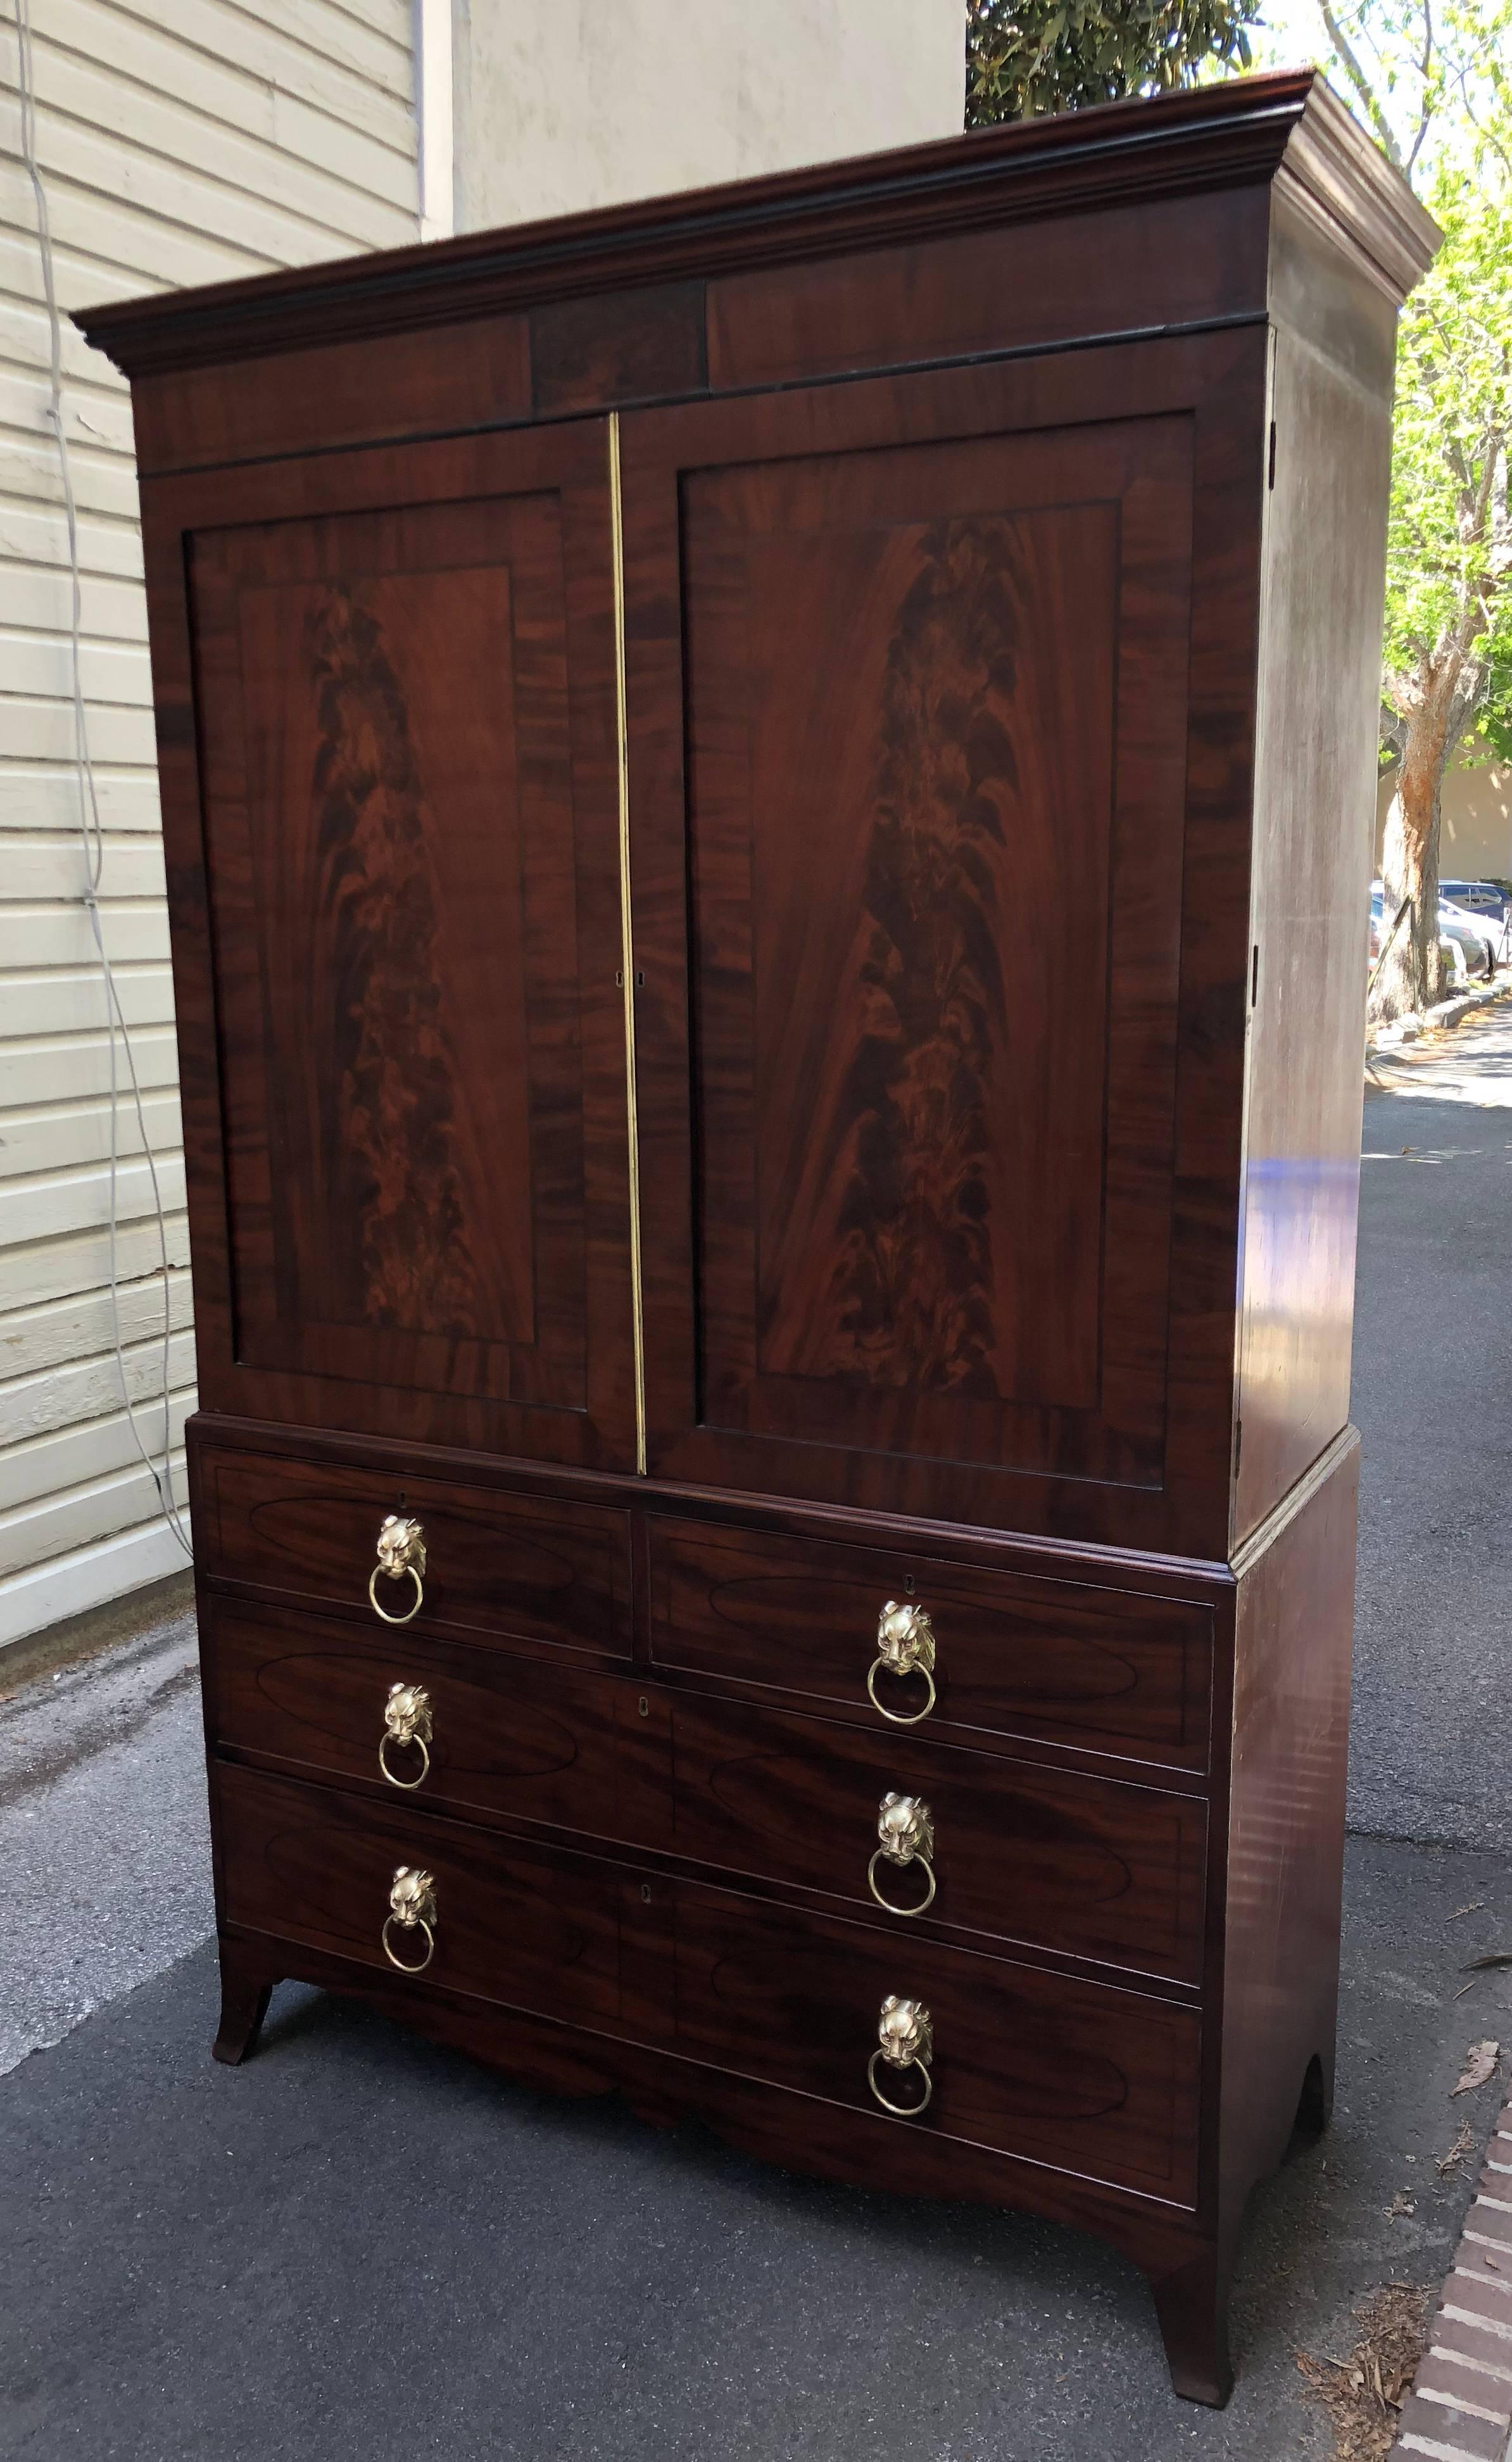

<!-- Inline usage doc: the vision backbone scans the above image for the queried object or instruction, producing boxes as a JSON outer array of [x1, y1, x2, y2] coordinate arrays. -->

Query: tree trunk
[[1375, 674, 1458, 1021]]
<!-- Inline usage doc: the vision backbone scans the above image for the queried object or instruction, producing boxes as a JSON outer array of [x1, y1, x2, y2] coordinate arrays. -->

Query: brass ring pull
[[867, 1994, 934, 2118], [867, 1601, 936, 1725], [867, 2046, 933, 2115], [382, 1912, 435, 1972], [868, 1791, 936, 1916], [369, 1514, 426, 1626], [382, 1865, 436, 1974], [369, 1562, 423, 1626], [379, 1731, 430, 1790], [378, 1682, 432, 1790], [867, 1846, 936, 1916], [866, 1657, 936, 1724]]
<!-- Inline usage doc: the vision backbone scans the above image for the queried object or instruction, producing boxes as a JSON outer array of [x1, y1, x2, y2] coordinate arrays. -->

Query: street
[[4, 1010, 1512, 2461]]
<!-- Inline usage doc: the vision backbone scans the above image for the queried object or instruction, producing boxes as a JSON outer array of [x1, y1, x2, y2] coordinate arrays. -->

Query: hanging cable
[[13, 0, 192, 1560]]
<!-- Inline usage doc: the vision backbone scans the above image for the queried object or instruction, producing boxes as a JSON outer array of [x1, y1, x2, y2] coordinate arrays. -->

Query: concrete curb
[[1370, 976, 1512, 1051], [1391, 2085, 1512, 2461]]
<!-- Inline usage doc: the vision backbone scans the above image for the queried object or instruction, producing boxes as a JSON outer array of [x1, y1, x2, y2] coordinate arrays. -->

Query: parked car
[[1369, 881, 1477, 986], [1441, 878, 1512, 960], [1439, 897, 1499, 978]]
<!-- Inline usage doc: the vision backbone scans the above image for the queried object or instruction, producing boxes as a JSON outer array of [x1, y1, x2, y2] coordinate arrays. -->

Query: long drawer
[[197, 1445, 633, 1658], [204, 1597, 667, 1846], [650, 1517, 1212, 1769], [672, 1887, 1202, 2204], [667, 1695, 1207, 1983]]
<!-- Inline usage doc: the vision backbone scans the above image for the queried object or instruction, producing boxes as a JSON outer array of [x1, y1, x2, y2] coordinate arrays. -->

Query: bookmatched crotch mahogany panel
[[82, 70, 1435, 2412]]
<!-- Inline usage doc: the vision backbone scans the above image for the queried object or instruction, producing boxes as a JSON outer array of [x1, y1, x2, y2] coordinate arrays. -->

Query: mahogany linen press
[[78, 71, 1437, 2404]]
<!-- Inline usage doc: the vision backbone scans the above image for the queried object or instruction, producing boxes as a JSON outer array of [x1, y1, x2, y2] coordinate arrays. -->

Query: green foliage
[[964, 0, 1256, 123], [1380, 115, 1512, 755]]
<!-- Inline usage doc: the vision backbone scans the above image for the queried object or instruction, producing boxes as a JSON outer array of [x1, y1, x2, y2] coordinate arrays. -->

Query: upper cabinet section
[[624, 331, 1264, 1552], [77, 72, 1437, 478], [141, 422, 639, 1467]]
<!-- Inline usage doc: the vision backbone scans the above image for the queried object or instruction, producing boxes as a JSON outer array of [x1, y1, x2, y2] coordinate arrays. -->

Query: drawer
[[668, 1696, 1206, 1983], [650, 1520, 1211, 1768], [215, 1763, 627, 2027], [198, 1446, 632, 1659], [673, 1888, 1200, 2202], [205, 1598, 668, 1846]]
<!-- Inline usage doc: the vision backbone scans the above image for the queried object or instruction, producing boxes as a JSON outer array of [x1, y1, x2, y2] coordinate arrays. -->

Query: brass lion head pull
[[379, 1681, 433, 1790], [868, 1791, 936, 1916], [867, 1601, 936, 1724], [369, 1514, 426, 1626], [382, 1864, 436, 1973], [868, 1993, 934, 2116]]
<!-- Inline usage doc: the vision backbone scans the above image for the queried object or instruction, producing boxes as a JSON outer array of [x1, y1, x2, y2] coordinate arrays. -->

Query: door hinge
[[1268, 420, 1277, 489]]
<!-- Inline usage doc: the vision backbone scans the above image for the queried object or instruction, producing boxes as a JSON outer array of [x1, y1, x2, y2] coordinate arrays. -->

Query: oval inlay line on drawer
[[703, 1746, 1138, 1909], [252, 1650, 581, 1781], [244, 1493, 582, 1598], [703, 1939, 1131, 2126], [258, 1814, 593, 1972], [700, 1572, 1144, 1708]]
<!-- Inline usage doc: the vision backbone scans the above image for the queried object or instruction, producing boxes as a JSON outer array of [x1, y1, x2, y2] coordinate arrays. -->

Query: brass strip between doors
[[608, 412, 648, 1475]]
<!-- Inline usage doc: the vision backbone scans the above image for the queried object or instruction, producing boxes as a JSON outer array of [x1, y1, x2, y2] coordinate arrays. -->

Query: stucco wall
[[1376, 762, 1512, 882], [452, 0, 965, 230]]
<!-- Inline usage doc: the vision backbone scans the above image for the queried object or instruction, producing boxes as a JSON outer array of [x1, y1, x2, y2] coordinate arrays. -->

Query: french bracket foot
[[1150, 2245, 1235, 2408], [211, 1939, 275, 2066]]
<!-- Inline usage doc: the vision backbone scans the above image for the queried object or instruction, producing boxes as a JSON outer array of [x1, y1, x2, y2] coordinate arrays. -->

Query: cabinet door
[[143, 422, 635, 1465], [622, 332, 1263, 1546]]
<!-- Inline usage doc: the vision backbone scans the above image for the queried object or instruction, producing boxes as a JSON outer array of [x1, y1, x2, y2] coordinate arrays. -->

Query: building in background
[[1376, 762, 1512, 883], [0, 0, 961, 1650]]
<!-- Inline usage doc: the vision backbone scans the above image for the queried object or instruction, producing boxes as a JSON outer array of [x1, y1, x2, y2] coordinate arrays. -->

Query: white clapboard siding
[[0, 0, 419, 1650], [0, 1025, 179, 1104], [0, 1444, 191, 1580], [0, 1266, 192, 1381], [0, 1090, 184, 1181]]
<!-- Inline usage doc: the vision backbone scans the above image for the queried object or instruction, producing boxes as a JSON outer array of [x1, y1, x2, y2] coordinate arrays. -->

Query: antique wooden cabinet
[[80, 71, 1437, 2405]]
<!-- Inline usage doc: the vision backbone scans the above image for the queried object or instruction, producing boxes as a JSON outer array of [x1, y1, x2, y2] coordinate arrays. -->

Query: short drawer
[[215, 1763, 627, 2027], [668, 1696, 1206, 1983], [650, 1519, 1211, 1768], [198, 1444, 632, 1659], [205, 1598, 667, 1846], [673, 1887, 1200, 2203]]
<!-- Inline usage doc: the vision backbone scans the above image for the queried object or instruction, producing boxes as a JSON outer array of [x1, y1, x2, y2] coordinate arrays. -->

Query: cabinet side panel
[[1235, 221, 1397, 1541], [1221, 1431, 1358, 2223]]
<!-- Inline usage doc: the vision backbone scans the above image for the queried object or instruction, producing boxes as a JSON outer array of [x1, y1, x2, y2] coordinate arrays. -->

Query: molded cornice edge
[[1277, 77, 1440, 300], [75, 72, 1436, 379]]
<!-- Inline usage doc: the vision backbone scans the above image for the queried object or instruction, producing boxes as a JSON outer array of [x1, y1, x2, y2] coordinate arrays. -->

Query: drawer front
[[205, 1599, 668, 1846], [199, 1446, 632, 1659], [651, 1520, 1211, 1767], [674, 1888, 1200, 2202], [216, 1763, 625, 2025], [669, 1696, 1206, 1983]]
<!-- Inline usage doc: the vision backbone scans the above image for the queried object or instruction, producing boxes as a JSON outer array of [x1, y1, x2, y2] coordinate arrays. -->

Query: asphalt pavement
[[4, 1007, 1512, 2461]]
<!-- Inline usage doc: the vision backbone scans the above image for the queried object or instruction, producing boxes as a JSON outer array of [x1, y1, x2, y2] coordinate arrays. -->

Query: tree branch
[[1405, 0, 1435, 177], [1316, 0, 1406, 169]]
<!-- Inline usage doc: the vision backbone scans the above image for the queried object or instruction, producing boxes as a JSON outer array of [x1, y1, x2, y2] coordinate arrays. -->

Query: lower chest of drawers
[[196, 1446, 1216, 2215]]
